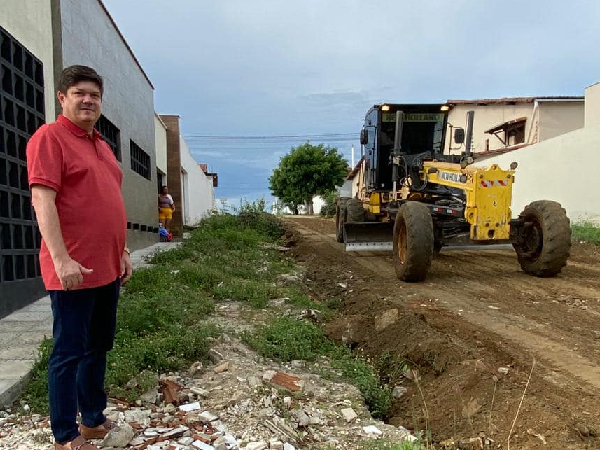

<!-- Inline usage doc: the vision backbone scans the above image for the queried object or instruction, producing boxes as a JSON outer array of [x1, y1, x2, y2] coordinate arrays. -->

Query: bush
[[572, 222, 600, 246], [319, 190, 338, 217]]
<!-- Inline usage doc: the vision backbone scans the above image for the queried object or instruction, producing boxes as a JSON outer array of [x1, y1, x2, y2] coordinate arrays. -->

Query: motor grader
[[335, 103, 571, 282]]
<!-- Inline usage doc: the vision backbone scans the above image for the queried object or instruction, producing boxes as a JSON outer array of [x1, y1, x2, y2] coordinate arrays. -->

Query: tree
[[269, 142, 348, 214]]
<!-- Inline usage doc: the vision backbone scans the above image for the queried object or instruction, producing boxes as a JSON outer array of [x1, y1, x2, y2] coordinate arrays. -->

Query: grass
[[20, 210, 288, 413], [572, 222, 600, 246], [243, 316, 394, 419], [20, 207, 395, 432], [359, 441, 424, 450]]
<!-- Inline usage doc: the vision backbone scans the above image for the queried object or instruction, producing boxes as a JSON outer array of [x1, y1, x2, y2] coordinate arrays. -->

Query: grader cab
[[336, 103, 571, 282]]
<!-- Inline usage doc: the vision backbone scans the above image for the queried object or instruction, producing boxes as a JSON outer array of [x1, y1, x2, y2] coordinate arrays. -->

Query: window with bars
[[94, 114, 120, 160], [0, 26, 44, 298], [130, 140, 150, 180]]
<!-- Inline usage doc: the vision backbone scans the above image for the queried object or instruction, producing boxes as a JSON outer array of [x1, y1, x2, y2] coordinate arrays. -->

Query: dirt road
[[284, 215, 600, 449]]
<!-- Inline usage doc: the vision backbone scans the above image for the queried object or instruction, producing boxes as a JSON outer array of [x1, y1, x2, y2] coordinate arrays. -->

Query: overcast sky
[[102, 0, 600, 204]]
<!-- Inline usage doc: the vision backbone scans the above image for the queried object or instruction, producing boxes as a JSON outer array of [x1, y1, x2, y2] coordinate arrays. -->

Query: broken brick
[[270, 372, 302, 391], [160, 379, 183, 405]]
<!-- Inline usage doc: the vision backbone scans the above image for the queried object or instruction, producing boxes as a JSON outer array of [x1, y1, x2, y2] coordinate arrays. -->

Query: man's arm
[[31, 185, 92, 290]]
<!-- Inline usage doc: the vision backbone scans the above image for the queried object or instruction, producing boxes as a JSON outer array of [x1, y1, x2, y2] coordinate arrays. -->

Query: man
[[27, 65, 132, 450]]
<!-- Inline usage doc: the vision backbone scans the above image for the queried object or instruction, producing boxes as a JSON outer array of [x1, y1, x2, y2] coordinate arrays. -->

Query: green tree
[[269, 142, 348, 214]]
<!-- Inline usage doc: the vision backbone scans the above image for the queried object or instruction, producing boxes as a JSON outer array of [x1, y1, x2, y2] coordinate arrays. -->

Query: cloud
[[102, 0, 600, 201]]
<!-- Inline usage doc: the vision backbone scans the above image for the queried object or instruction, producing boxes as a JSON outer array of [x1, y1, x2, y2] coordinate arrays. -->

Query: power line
[[183, 132, 357, 140]]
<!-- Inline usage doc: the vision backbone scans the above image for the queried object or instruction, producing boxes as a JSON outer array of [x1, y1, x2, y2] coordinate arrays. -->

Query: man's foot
[[54, 435, 98, 450], [79, 418, 115, 439]]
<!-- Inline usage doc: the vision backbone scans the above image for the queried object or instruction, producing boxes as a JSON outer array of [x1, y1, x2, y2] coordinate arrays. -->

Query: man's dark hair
[[161, 185, 168, 190], [58, 65, 103, 95]]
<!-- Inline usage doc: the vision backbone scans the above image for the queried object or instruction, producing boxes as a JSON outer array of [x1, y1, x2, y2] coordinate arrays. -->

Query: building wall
[[0, 2, 57, 316], [585, 82, 600, 128], [60, 0, 157, 250], [180, 137, 215, 225], [445, 103, 535, 154], [482, 124, 600, 224], [1, 0, 56, 120], [537, 101, 584, 141], [154, 114, 168, 185]]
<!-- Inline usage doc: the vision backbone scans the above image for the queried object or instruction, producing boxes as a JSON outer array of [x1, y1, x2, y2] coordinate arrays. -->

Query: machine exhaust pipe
[[391, 110, 404, 195], [464, 110, 474, 158]]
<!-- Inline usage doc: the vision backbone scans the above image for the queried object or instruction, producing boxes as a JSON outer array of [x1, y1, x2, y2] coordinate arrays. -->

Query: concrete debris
[[262, 370, 277, 382], [197, 410, 219, 422], [214, 361, 230, 374], [362, 425, 383, 436], [341, 408, 358, 423], [101, 422, 135, 447], [248, 376, 262, 389], [179, 401, 202, 412], [269, 439, 284, 450], [498, 366, 510, 375], [277, 273, 302, 284], [291, 409, 310, 427], [193, 440, 216, 450], [392, 385, 408, 398], [245, 441, 268, 450], [0, 309, 416, 450]]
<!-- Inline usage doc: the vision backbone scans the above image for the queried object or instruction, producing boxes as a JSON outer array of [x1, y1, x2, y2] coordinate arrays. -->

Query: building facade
[[482, 83, 600, 223], [445, 97, 585, 155], [0, 0, 57, 315], [0, 0, 160, 317], [157, 114, 216, 231]]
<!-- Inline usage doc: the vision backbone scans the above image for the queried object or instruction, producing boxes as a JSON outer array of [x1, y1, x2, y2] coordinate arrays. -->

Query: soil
[[284, 215, 600, 450]]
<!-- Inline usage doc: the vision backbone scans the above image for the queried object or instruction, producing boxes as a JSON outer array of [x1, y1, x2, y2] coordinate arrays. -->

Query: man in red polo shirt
[[27, 65, 132, 450]]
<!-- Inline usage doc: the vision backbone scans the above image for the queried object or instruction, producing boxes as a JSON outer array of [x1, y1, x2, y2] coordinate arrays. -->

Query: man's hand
[[55, 257, 93, 290], [120, 251, 133, 284]]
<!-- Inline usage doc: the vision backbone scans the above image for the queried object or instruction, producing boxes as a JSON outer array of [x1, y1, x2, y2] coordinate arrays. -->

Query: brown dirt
[[284, 215, 600, 450]]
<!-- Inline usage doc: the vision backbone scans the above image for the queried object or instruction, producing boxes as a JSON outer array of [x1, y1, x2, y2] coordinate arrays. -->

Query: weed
[[242, 317, 335, 361], [20, 338, 52, 415], [20, 212, 289, 412], [572, 222, 600, 246], [360, 440, 424, 450], [244, 317, 393, 418]]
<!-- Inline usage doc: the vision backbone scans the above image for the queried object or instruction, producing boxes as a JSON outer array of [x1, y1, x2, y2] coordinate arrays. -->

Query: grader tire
[[393, 202, 434, 282], [335, 202, 346, 243], [346, 198, 366, 223], [514, 200, 571, 277]]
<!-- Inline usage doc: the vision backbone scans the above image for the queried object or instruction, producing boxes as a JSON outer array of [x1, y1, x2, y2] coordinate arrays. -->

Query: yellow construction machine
[[336, 103, 571, 281]]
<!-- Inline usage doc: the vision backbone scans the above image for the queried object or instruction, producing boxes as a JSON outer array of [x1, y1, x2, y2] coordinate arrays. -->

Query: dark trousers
[[48, 279, 120, 444]]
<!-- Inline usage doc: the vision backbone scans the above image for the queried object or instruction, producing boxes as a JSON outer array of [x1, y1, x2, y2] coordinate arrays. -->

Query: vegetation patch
[[20, 209, 289, 413], [243, 317, 394, 419], [572, 222, 600, 246], [20, 207, 394, 428]]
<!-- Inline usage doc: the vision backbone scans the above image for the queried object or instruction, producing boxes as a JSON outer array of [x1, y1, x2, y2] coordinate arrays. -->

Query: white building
[[155, 115, 217, 228], [482, 83, 600, 223]]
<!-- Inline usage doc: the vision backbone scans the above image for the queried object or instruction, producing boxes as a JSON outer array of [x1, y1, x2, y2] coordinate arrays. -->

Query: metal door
[[0, 27, 46, 317]]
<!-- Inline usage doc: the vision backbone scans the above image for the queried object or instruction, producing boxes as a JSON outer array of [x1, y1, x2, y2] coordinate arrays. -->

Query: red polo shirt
[[26, 115, 127, 290]]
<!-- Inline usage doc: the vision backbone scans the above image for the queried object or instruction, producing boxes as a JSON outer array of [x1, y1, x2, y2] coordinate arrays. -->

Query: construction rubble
[[0, 331, 416, 450]]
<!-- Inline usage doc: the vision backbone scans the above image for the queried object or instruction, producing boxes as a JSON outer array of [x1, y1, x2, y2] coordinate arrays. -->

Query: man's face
[[57, 81, 102, 128]]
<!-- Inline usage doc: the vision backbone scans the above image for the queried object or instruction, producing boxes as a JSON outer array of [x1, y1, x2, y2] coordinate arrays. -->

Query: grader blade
[[343, 222, 394, 252]]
